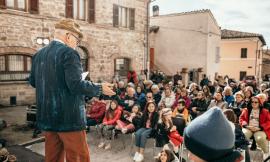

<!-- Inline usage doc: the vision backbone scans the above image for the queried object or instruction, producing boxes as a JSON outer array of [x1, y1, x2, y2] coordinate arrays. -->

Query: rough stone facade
[[0, 0, 147, 106]]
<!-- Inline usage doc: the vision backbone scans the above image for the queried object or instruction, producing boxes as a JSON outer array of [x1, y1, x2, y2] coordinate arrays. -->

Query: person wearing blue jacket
[[29, 19, 115, 162]]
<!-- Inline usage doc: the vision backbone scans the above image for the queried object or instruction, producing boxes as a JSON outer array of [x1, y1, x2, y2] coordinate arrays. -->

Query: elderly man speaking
[[29, 19, 115, 162]]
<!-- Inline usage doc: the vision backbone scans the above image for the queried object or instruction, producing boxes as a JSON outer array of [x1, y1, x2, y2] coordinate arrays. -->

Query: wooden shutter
[[129, 8, 135, 30], [88, 0, 95, 23], [29, 0, 39, 14], [113, 4, 119, 27], [66, 0, 73, 18], [0, 0, 6, 9]]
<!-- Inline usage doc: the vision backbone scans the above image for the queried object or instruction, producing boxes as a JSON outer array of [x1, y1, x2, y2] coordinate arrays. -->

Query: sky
[[150, 0, 270, 47]]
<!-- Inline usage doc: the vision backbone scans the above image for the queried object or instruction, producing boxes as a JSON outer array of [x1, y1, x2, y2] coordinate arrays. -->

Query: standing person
[[29, 19, 115, 162], [127, 67, 138, 85], [173, 71, 182, 87], [200, 75, 209, 88], [184, 107, 244, 162]]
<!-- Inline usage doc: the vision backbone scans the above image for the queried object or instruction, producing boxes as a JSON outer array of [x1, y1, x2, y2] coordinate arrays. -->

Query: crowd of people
[[85, 71, 270, 162]]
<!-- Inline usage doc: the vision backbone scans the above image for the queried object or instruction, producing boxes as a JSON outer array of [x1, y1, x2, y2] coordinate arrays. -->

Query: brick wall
[[0, 0, 147, 105]]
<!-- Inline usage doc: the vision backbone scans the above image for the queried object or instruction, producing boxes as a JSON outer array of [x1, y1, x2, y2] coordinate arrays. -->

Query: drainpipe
[[146, 0, 156, 79], [255, 40, 259, 82]]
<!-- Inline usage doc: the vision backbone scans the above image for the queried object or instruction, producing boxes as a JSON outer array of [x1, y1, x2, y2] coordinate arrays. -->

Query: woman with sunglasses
[[239, 96, 270, 159]]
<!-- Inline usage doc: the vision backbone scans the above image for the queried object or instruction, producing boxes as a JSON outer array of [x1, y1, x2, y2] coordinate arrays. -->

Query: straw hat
[[55, 19, 83, 38]]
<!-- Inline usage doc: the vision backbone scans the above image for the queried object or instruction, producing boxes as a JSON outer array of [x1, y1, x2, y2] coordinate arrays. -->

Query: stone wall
[[0, 82, 35, 106], [0, 0, 147, 106]]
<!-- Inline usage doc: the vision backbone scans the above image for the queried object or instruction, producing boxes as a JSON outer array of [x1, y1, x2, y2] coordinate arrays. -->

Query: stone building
[[150, 9, 221, 84], [262, 49, 270, 81], [0, 0, 148, 106], [220, 29, 266, 81]]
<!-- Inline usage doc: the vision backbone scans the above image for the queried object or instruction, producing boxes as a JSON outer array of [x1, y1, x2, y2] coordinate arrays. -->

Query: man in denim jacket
[[29, 19, 115, 162]]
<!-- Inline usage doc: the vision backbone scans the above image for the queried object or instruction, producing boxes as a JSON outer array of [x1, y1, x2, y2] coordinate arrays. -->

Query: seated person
[[133, 101, 159, 162], [98, 100, 122, 150], [156, 108, 183, 156], [155, 149, 179, 162], [239, 96, 270, 159], [119, 87, 137, 112], [189, 91, 208, 119], [208, 91, 228, 110], [172, 99, 189, 135], [224, 109, 250, 162], [158, 87, 176, 109], [86, 97, 106, 132], [115, 104, 142, 134]]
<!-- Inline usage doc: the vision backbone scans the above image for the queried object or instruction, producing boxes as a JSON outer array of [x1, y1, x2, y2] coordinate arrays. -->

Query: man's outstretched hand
[[101, 83, 116, 96]]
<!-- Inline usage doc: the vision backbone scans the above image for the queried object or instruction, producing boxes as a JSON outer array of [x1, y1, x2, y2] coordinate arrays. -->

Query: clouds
[[151, 0, 270, 46]]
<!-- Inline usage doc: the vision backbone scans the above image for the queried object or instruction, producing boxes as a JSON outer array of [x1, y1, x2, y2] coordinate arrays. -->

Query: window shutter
[[129, 8, 135, 30], [29, 0, 39, 14], [66, 0, 73, 18], [113, 4, 119, 27], [0, 0, 6, 9], [88, 0, 95, 23]]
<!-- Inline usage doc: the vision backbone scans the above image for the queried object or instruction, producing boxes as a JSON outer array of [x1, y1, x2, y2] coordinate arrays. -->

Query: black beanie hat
[[184, 107, 242, 162]]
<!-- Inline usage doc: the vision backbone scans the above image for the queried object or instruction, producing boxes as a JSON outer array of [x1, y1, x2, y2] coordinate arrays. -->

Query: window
[[113, 4, 135, 30], [240, 71, 247, 80], [114, 58, 130, 77], [0, 0, 39, 13], [241, 48, 247, 58], [0, 54, 32, 81], [215, 47, 220, 63], [76, 46, 88, 71], [66, 0, 95, 23], [6, 0, 26, 11], [0, 56, 5, 71]]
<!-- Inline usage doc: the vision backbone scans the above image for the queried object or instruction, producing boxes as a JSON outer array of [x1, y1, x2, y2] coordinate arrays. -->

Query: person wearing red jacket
[[239, 96, 270, 158], [127, 70, 138, 85], [98, 100, 122, 150], [86, 98, 106, 132]]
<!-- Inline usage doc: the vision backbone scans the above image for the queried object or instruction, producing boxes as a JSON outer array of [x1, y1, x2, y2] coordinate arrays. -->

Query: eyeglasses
[[67, 33, 80, 45], [252, 101, 259, 104]]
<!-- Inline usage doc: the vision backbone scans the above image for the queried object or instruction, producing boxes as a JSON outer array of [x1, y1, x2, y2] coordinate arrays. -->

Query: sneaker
[[135, 153, 144, 162], [263, 152, 270, 161], [122, 128, 128, 134], [133, 152, 139, 161], [104, 143, 111, 150], [98, 142, 105, 148]]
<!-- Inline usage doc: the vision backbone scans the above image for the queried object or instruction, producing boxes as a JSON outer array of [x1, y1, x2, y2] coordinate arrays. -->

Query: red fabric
[[239, 108, 270, 139], [87, 101, 106, 122], [172, 96, 191, 110], [168, 131, 183, 147], [127, 71, 138, 85], [103, 106, 123, 125]]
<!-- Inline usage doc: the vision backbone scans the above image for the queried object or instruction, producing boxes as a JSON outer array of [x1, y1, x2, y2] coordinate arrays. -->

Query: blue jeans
[[135, 128, 152, 148]]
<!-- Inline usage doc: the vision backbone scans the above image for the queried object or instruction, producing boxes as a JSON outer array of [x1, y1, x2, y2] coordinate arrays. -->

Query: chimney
[[153, 5, 159, 17]]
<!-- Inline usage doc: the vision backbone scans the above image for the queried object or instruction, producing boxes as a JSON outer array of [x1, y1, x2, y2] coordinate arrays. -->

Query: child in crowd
[[98, 100, 122, 150], [115, 104, 142, 134]]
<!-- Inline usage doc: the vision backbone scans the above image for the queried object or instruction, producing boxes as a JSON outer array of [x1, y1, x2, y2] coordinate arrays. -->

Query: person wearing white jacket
[[158, 87, 176, 109]]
